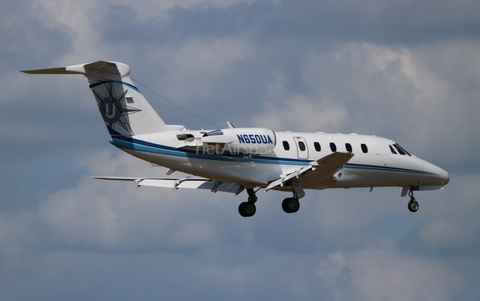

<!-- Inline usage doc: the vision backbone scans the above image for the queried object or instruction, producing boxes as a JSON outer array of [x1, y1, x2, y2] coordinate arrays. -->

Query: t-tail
[[22, 61, 183, 137]]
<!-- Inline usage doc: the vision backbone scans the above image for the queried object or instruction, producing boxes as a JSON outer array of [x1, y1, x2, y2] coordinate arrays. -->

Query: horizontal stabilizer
[[21, 67, 72, 74], [21, 61, 122, 76]]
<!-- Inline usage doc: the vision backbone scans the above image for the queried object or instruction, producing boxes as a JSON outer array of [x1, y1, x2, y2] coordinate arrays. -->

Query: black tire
[[282, 197, 300, 213], [238, 202, 256, 217], [282, 198, 292, 213], [408, 198, 419, 213]]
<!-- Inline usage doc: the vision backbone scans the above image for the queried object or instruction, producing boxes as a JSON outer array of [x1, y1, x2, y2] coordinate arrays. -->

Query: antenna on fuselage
[[131, 77, 222, 129]]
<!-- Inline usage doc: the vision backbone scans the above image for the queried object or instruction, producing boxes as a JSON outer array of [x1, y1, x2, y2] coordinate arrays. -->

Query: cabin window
[[330, 142, 337, 152], [126, 97, 134, 104], [314, 142, 321, 152], [283, 141, 290, 151], [361, 144, 368, 153], [298, 141, 306, 151], [389, 145, 397, 154], [345, 143, 352, 153]]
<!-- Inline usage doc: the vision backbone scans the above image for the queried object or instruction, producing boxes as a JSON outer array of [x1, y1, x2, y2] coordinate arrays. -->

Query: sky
[[1, 0, 480, 300]]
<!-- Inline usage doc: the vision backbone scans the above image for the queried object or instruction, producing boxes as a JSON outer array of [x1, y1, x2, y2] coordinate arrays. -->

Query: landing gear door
[[294, 136, 309, 159]]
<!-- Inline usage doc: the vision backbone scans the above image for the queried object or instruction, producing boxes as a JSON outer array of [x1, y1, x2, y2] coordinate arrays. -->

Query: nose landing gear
[[407, 188, 419, 213]]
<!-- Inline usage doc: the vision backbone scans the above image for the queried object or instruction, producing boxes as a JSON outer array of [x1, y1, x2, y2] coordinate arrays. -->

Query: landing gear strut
[[238, 188, 257, 217], [407, 188, 419, 213]]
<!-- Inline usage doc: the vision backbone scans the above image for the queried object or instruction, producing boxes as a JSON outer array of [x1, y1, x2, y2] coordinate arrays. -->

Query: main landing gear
[[282, 196, 300, 214], [238, 188, 258, 217], [238, 188, 302, 217], [407, 188, 419, 213]]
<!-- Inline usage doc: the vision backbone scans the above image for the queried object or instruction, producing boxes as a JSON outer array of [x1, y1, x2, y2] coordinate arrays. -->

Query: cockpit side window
[[389, 145, 397, 154], [395, 143, 411, 156]]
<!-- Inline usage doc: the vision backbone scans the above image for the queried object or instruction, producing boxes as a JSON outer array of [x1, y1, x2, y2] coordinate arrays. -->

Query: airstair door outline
[[294, 136, 309, 159]]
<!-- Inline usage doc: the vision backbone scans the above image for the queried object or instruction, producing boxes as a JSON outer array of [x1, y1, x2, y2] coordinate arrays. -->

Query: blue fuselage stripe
[[109, 136, 433, 174]]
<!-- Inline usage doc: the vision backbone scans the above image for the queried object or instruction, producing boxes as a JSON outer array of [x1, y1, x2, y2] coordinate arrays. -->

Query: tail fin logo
[[92, 82, 141, 135], [104, 102, 116, 119]]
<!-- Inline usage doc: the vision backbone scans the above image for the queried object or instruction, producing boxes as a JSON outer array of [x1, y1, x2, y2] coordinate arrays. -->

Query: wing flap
[[265, 152, 354, 191]]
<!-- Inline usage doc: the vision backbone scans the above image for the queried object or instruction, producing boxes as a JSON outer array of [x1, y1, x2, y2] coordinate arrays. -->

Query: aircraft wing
[[92, 176, 245, 194], [265, 152, 354, 191], [93, 152, 353, 195]]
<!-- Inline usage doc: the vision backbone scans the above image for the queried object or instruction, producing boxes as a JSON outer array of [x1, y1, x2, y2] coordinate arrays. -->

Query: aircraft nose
[[438, 167, 450, 185], [422, 159, 450, 186]]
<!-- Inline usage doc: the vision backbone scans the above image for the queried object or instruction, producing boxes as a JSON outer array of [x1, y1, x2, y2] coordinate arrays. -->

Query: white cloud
[[0, 123, 56, 141], [0, 212, 36, 260], [145, 37, 257, 102], [37, 149, 241, 251], [318, 247, 466, 301], [253, 95, 348, 132], [32, 0, 263, 64], [3, 1, 480, 299], [404, 174, 480, 255], [252, 42, 417, 134], [301, 43, 419, 135], [251, 40, 480, 167], [252, 72, 348, 131], [92, 0, 264, 21], [348, 247, 465, 301]]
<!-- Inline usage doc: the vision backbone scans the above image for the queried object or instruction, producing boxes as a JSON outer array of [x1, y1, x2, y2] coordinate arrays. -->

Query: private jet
[[22, 61, 450, 217]]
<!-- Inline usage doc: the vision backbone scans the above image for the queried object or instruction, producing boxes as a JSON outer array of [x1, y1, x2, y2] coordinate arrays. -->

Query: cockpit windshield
[[392, 143, 412, 156]]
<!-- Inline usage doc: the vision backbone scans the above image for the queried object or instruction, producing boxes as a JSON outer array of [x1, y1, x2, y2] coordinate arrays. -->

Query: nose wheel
[[408, 198, 419, 212], [407, 188, 419, 213]]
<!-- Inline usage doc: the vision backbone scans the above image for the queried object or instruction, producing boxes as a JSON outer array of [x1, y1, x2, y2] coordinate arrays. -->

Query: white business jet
[[22, 61, 450, 217]]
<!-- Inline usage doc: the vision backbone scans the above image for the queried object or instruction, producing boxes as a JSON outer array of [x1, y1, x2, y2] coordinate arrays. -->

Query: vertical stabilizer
[[22, 61, 172, 137]]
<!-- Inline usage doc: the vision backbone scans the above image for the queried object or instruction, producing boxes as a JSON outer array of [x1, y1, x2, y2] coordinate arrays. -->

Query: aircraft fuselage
[[111, 130, 449, 191]]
